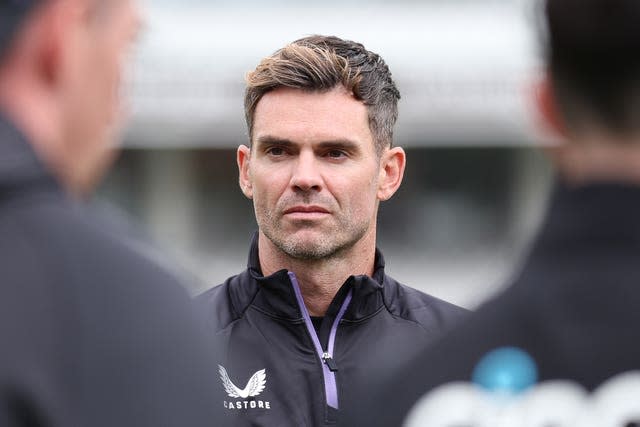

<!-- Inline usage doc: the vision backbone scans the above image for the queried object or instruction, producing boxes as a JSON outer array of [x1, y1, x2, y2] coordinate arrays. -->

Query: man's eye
[[267, 147, 285, 156], [327, 150, 346, 159]]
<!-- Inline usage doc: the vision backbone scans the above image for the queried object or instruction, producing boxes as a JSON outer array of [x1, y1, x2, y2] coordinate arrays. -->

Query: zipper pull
[[322, 352, 339, 372]]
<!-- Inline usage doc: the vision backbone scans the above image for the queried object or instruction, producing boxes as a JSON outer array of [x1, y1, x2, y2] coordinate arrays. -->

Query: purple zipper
[[288, 272, 353, 409]]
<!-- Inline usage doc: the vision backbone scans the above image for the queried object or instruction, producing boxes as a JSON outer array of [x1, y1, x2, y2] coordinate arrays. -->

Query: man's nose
[[290, 151, 322, 192]]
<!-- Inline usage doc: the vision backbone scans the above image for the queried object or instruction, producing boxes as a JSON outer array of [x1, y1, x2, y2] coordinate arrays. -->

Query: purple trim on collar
[[288, 272, 351, 410], [329, 290, 353, 357]]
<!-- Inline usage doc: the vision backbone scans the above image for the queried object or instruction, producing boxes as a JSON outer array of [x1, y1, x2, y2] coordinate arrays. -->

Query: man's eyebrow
[[254, 135, 362, 154], [254, 136, 362, 152], [315, 140, 361, 151], [254, 136, 295, 147]]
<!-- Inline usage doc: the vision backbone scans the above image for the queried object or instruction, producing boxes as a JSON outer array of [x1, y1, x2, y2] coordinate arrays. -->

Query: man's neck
[[258, 231, 376, 317], [0, 73, 69, 190], [556, 134, 640, 186]]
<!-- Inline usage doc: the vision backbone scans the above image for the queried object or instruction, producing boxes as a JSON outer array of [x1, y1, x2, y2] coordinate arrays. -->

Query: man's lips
[[283, 206, 330, 215]]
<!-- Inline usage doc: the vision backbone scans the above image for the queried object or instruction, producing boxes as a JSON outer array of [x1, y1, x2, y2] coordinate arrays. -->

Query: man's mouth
[[283, 206, 330, 219]]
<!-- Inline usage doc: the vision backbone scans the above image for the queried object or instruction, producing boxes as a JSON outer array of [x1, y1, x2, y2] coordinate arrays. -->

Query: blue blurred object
[[472, 347, 538, 394]]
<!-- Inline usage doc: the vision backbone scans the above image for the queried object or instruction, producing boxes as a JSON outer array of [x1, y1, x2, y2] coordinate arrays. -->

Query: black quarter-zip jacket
[[197, 235, 467, 426]]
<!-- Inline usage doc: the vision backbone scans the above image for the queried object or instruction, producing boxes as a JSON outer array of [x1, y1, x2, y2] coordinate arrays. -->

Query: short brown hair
[[244, 35, 400, 154]]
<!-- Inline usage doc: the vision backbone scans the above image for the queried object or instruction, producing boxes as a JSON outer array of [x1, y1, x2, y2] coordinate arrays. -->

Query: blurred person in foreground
[[341, 0, 640, 425], [0, 1, 221, 425], [197, 35, 466, 426]]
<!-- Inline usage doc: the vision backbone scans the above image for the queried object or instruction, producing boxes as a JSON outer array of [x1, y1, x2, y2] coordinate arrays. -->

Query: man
[[0, 1, 221, 425], [198, 35, 466, 426], [341, 0, 640, 425]]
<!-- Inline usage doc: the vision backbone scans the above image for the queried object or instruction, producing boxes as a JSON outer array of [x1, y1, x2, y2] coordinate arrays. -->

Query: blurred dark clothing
[[197, 233, 467, 427], [342, 182, 640, 426], [0, 1, 38, 58], [0, 115, 220, 427]]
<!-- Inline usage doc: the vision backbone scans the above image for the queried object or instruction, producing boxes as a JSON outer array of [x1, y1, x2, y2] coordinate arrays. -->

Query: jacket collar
[[535, 181, 640, 251], [240, 232, 388, 321], [0, 114, 61, 197], [517, 180, 640, 292]]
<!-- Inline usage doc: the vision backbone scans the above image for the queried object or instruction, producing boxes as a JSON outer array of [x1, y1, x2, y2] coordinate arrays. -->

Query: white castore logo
[[218, 365, 266, 399]]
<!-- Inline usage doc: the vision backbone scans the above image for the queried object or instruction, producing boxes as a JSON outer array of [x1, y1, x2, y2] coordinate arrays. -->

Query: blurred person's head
[[0, 0, 140, 197], [538, 0, 640, 183], [238, 35, 405, 264], [244, 35, 400, 156]]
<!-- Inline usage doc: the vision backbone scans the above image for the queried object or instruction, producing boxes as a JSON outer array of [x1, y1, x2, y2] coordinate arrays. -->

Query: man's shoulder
[[1, 192, 94, 267], [1, 187, 224, 426], [1, 193, 193, 305], [196, 270, 256, 332], [383, 275, 469, 332], [340, 294, 524, 427]]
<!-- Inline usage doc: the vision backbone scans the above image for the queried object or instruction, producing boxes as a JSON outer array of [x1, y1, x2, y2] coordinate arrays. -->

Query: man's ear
[[535, 73, 568, 139], [534, 72, 573, 166], [35, 0, 85, 87], [237, 144, 253, 199], [377, 146, 406, 201]]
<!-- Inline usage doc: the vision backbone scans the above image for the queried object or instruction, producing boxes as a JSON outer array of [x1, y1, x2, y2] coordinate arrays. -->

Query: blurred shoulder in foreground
[[341, 0, 640, 425], [0, 1, 221, 425]]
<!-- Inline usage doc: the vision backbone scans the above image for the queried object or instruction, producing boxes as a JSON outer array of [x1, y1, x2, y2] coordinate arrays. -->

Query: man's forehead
[[251, 87, 373, 151], [254, 87, 368, 126], [258, 85, 359, 105]]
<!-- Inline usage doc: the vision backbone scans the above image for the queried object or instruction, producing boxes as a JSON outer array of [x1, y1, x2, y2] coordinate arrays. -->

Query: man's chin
[[283, 246, 334, 261], [274, 235, 335, 261]]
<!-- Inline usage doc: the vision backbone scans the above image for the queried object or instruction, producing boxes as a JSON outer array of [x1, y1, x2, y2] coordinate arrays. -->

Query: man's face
[[238, 86, 385, 260], [59, 0, 140, 195]]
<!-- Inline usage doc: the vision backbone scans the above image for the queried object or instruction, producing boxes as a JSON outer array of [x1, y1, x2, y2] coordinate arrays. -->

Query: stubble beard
[[258, 209, 370, 261]]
